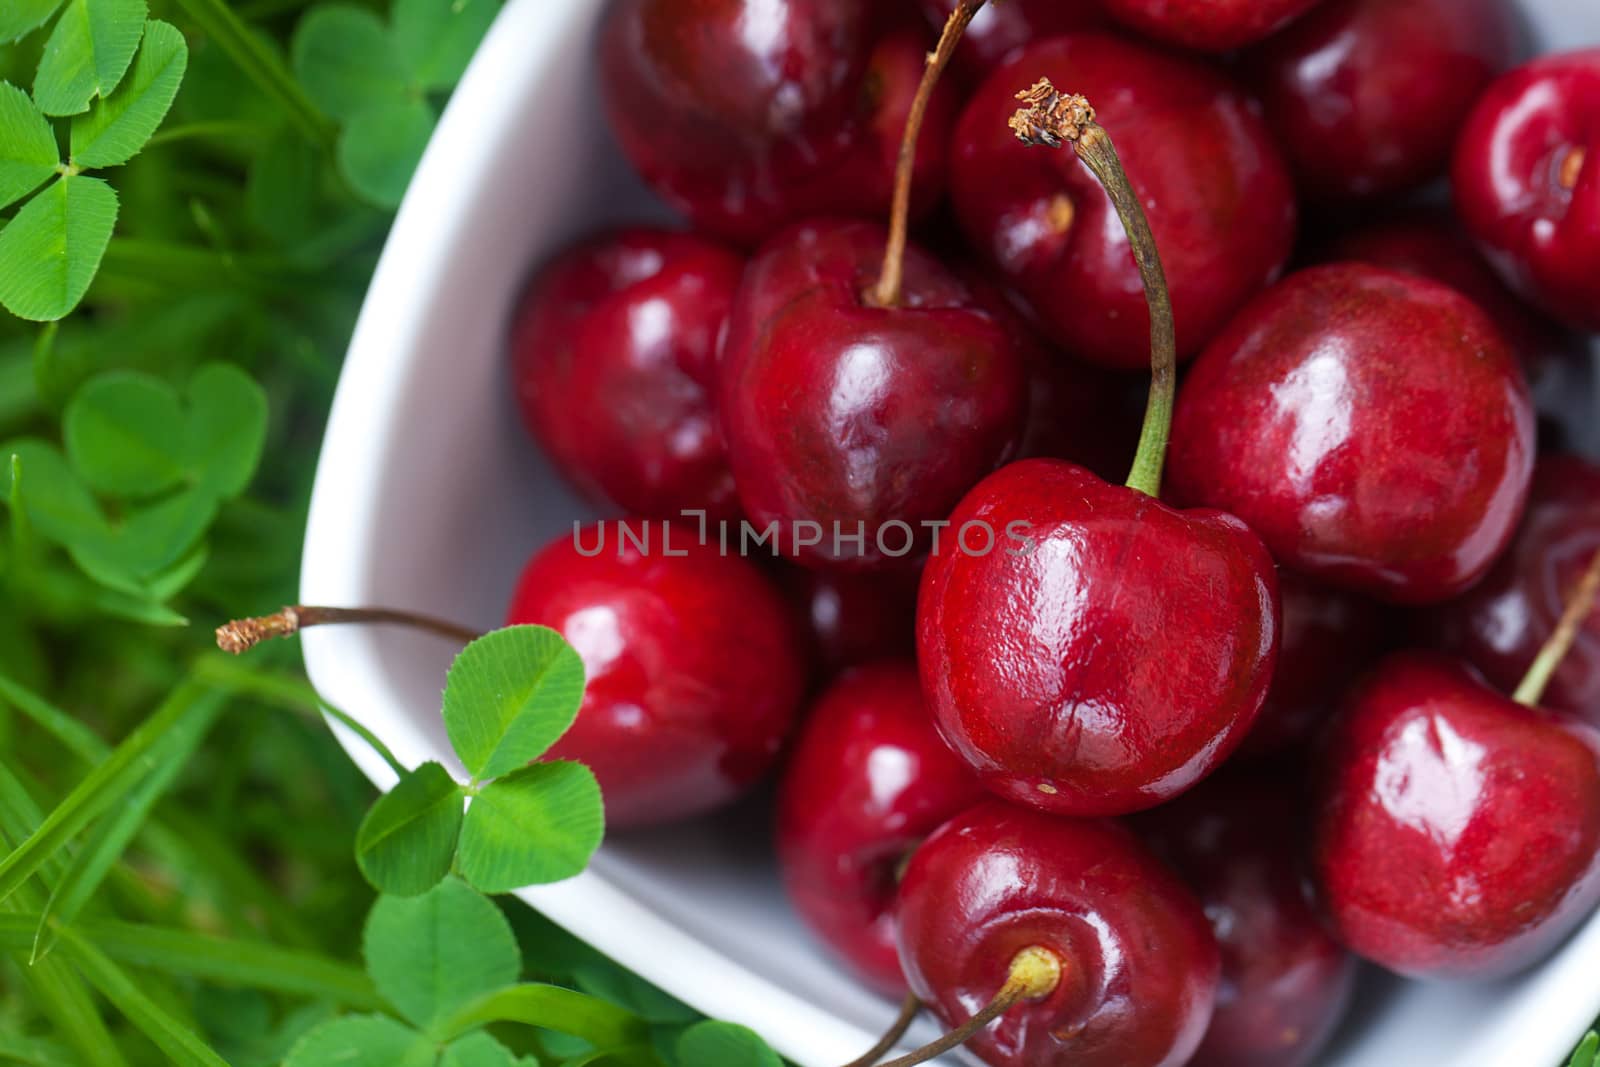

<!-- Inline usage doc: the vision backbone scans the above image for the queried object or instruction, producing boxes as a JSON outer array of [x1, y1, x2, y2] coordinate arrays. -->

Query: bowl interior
[[300, 1, 1600, 1064]]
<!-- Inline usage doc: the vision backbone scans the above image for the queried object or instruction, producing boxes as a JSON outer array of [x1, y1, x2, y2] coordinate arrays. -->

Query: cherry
[[509, 228, 744, 521], [1311, 651, 1600, 978], [919, 85, 1280, 817], [718, 5, 1028, 570], [1452, 48, 1600, 333], [599, 1, 952, 244], [1136, 772, 1357, 1067], [1167, 263, 1536, 605], [891, 801, 1218, 1067], [504, 521, 806, 828], [1428, 454, 1600, 722], [1097, 0, 1324, 52], [949, 33, 1296, 370], [1241, 0, 1520, 202], [915, 0, 1108, 83], [779, 567, 920, 673], [1239, 571, 1389, 758], [775, 662, 985, 997], [1321, 212, 1570, 378]]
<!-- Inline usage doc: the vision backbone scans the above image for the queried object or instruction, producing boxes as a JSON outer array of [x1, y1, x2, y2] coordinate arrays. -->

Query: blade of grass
[[0, 683, 225, 904], [31, 687, 221, 962], [55, 927, 231, 1067], [167, 0, 333, 144], [0, 766, 68, 889], [0, 670, 106, 764], [439, 984, 651, 1051], [0, 1031, 76, 1065], [0, 915, 381, 1008]]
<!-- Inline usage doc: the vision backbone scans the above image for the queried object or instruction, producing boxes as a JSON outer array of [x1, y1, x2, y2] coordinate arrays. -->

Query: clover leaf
[[33, 0, 148, 117], [0, 173, 118, 322], [0, 83, 60, 210]]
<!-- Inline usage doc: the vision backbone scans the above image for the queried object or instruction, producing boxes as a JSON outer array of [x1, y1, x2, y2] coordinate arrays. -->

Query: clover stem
[[869, 0, 986, 309], [841, 993, 924, 1067], [1512, 546, 1600, 707], [848, 947, 1062, 1067], [1008, 79, 1176, 498], [215, 605, 483, 654]]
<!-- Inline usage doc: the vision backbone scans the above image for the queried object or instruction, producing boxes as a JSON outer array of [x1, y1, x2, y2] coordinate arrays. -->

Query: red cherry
[[1241, 0, 1521, 202], [510, 228, 743, 520], [1311, 653, 1600, 978], [779, 566, 921, 673], [718, 219, 1026, 569], [895, 801, 1219, 1067], [599, 1, 951, 244], [917, 459, 1280, 815], [1428, 455, 1600, 722], [1168, 263, 1535, 605], [949, 34, 1296, 370], [1098, 0, 1323, 52], [1240, 571, 1390, 757], [775, 662, 985, 996], [1137, 772, 1357, 1067], [505, 521, 806, 827], [915, 0, 1108, 82], [1452, 48, 1600, 333]]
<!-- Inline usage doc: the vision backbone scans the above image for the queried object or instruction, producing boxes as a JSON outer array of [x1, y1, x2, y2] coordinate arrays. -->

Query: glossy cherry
[[505, 521, 806, 827], [915, 0, 1107, 83], [775, 662, 985, 996], [1098, 0, 1323, 52], [918, 459, 1279, 815], [1168, 263, 1536, 605], [510, 228, 743, 520], [599, 1, 952, 244], [1311, 652, 1600, 978], [1240, 571, 1389, 757], [779, 566, 921, 673], [1453, 48, 1600, 333], [1241, 0, 1520, 201], [894, 801, 1219, 1067], [1137, 772, 1357, 1067], [718, 221, 1026, 570], [949, 34, 1296, 369], [1428, 455, 1600, 722]]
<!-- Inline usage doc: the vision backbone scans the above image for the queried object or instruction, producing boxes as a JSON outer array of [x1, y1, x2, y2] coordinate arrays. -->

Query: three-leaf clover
[[291, 0, 499, 207], [356, 625, 602, 897]]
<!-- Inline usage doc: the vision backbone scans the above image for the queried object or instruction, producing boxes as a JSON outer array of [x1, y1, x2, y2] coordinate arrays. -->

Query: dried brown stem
[[216, 605, 483, 654], [840, 993, 923, 1067]]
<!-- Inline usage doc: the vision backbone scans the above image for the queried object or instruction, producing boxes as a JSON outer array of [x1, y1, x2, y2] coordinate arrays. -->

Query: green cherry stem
[[1512, 545, 1600, 707], [870, 0, 987, 308], [1009, 80, 1176, 499], [216, 604, 483, 654]]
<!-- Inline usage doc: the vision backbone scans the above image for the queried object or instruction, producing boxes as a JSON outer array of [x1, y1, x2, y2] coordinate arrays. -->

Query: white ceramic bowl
[[300, 3, 1600, 1064]]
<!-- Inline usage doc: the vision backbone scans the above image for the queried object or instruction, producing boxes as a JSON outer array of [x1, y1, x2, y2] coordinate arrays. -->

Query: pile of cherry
[[502, 1, 1600, 1065]]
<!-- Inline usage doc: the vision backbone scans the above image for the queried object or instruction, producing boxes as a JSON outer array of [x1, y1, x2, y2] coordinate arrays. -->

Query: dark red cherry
[[1137, 772, 1357, 1067], [1240, 571, 1389, 757], [599, 1, 951, 244], [510, 228, 743, 520], [505, 521, 806, 827], [1168, 263, 1535, 605], [949, 34, 1296, 369], [779, 566, 920, 673], [1241, 0, 1520, 202], [1453, 49, 1600, 333], [1322, 213, 1570, 379], [915, 0, 1108, 83], [1311, 653, 1600, 978], [895, 801, 1219, 1067], [1428, 455, 1600, 722], [775, 662, 985, 996], [917, 459, 1280, 815], [1098, 0, 1323, 52], [719, 219, 1027, 570]]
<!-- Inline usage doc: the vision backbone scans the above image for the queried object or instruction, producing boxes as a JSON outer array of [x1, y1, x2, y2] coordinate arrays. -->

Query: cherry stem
[[216, 605, 484, 655], [848, 947, 1062, 1067], [1560, 146, 1587, 191], [1009, 79, 1176, 499], [1512, 545, 1600, 707], [841, 993, 923, 1067], [870, 0, 986, 309]]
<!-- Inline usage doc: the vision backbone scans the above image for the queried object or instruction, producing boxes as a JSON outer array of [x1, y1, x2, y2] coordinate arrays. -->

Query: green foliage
[[445, 625, 585, 784], [676, 1022, 785, 1067], [0, 83, 58, 209], [32, 0, 147, 117], [0, 174, 118, 322], [356, 760, 463, 896], [458, 762, 604, 893], [1572, 1032, 1599, 1067], [70, 19, 188, 168]]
